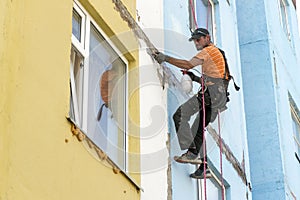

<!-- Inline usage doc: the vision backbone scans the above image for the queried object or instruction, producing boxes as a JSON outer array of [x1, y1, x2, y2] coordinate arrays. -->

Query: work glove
[[153, 51, 169, 64], [181, 70, 201, 82]]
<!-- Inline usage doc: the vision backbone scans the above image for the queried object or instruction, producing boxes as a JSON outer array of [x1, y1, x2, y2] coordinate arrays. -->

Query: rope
[[218, 110, 225, 200], [201, 1, 214, 199], [187, 4, 206, 199], [201, 76, 207, 200], [189, 0, 198, 29]]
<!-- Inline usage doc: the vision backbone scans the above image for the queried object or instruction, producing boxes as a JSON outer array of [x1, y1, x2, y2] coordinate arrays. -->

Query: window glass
[[70, 48, 84, 125], [206, 0, 214, 42], [87, 24, 127, 169], [189, 0, 198, 31], [72, 9, 82, 41], [279, 0, 290, 40], [192, 0, 218, 43], [292, 110, 300, 156], [289, 93, 300, 160], [199, 178, 225, 200]]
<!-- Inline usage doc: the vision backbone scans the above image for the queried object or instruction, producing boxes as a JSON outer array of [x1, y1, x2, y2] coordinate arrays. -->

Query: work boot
[[190, 165, 212, 179], [174, 151, 202, 164]]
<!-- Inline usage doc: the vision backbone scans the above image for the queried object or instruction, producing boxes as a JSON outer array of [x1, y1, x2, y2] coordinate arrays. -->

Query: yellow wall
[[0, 0, 140, 199]]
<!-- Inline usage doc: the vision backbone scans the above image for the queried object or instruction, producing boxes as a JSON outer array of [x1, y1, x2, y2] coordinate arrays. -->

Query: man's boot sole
[[173, 156, 203, 164], [190, 172, 212, 179]]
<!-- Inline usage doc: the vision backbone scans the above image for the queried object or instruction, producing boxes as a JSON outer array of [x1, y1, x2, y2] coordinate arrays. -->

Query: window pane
[[189, 0, 197, 31], [292, 113, 300, 155], [72, 9, 81, 41], [87, 24, 126, 170], [195, 0, 216, 43], [207, 0, 214, 42], [196, 0, 207, 28], [289, 94, 300, 157], [70, 48, 84, 125], [279, 0, 289, 38], [200, 178, 224, 200]]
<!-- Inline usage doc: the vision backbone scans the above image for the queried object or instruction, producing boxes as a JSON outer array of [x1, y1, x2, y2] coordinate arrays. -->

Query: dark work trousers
[[173, 90, 212, 154]]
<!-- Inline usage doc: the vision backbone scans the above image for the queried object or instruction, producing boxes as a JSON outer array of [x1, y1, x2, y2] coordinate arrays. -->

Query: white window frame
[[278, 0, 291, 41], [71, 0, 129, 171]]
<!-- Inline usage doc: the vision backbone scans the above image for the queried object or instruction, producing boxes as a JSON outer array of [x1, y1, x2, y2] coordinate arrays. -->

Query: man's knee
[[173, 108, 181, 123]]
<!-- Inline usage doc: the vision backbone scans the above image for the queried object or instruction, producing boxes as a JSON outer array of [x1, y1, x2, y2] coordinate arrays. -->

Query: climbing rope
[[218, 110, 225, 200], [188, 2, 207, 198], [207, 1, 226, 199], [189, 1, 207, 199], [189, 1, 227, 200], [189, 0, 198, 29], [201, 76, 207, 200], [201, 1, 214, 199]]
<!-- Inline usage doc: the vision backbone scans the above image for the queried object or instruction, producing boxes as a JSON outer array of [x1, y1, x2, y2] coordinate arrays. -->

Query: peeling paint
[[166, 134, 172, 200], [68, 118, 142, 191], [112, 0, 183, 90], [207, 125, 249, 187]]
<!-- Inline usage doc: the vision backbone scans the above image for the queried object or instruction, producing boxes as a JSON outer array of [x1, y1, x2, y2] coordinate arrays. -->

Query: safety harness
[[218, 48, 240, 91]]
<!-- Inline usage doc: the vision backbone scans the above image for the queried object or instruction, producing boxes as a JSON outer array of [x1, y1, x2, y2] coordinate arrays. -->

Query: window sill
[[66, 116, 143, 192]]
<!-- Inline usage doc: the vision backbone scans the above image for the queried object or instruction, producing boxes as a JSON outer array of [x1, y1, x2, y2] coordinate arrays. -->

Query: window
[[278, 0, 291, 40], [289, 93, 300, 163], [189, 0, 219, 43], [198, 171, 229, 200], [70, 1, 128, 171], [189, 0, 198, 32]]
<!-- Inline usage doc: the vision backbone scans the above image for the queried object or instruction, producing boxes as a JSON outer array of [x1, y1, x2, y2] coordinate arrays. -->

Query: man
[[153, 28, 230, 179]]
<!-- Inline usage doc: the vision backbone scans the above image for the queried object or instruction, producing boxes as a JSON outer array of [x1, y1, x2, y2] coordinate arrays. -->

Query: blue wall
[[236, 0, 300, 199]]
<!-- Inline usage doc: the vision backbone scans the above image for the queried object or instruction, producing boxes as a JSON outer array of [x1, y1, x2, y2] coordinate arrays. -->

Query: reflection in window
[[87, 24, 127, 170]]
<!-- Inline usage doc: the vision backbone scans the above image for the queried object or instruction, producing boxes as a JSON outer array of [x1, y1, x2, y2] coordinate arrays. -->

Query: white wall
[[136, 1, 169, 200]]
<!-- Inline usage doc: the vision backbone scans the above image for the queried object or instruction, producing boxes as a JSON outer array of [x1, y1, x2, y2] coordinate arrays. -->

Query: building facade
[[1, 0, 300, 200]]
